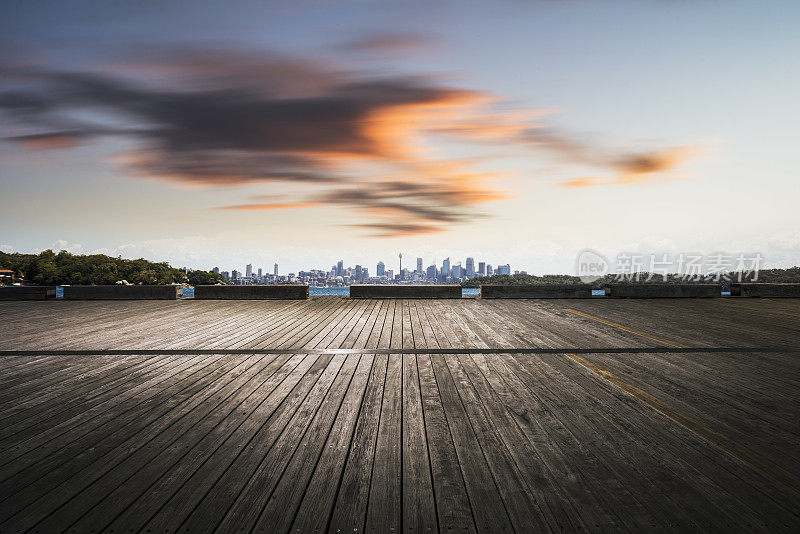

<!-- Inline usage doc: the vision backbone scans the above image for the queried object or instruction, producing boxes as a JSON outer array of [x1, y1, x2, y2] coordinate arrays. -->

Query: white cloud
[[50, 239, 84, 254]]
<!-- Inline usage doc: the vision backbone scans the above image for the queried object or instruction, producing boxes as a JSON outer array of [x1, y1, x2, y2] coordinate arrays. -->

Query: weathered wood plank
[[209, 354, 348, 532], [328, 353, 389, 533], [253, 353, 364, 532], [402, 354, 438, 532], [152, 354, 332, 533], [78, 355, 299, 532], [290, 354, 375, 533], [0, 355, 252, 512], [365, 351, 403, 532], [416, 354, 475, 533], [1, 354, 237, 529]]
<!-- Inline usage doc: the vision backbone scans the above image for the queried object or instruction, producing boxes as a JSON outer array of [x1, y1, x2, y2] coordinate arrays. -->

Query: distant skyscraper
[[376, 261, 385, 277], [257, 268, 262, 278], [274, 263, 278, 276], [416, 257, 423, 273], [232, 269, 240, 280], [478, 262, 485, 276], [466, 257, 475, 278], [452, 264, 462, 279], [354, 265, 362, 282], [497, 264, 511, 275], [486, 264, 493, 276], [426, 265, 437, 280], [442, 257, 450, 277], [336, 260, 344, 277], [245, 264, 252, 278], [213, 266, 220, 274], [387, 269, 394, 280]]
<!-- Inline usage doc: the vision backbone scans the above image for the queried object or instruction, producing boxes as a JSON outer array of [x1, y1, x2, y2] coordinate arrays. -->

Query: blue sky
[[1, 0, 799, 274]]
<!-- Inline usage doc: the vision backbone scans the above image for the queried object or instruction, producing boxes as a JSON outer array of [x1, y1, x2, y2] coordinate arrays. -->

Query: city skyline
[[211, 255, 515, 285]]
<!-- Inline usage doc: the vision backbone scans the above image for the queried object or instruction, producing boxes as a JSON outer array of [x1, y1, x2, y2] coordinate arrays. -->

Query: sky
[[1, 0, 799, 275]]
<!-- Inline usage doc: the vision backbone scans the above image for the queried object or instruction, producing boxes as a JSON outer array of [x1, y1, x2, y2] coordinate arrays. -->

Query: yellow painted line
[[566, 352, 800, 499], [563, 308, 688, 348]]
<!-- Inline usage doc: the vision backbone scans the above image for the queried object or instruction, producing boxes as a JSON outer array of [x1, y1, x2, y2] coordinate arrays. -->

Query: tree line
[[0, 250, 223, 286], [461, 268, 800, 290]]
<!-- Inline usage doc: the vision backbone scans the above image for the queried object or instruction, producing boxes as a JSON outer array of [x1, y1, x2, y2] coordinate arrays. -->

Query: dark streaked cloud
[[0, 59, 477, 189], [3, 131, 92, 150], [349, 222, 445, 238], [218, 179, 505, 237], [338, 32, 436, 56], [0, 46, 701, 235], [550, 142, 702, 188]]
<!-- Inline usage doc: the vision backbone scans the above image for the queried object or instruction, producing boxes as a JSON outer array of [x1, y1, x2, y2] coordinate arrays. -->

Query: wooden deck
[[0, 297, 798, 532]]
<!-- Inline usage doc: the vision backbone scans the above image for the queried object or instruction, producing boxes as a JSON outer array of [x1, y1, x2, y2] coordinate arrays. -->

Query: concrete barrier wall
[[350, 285, 462, 298], [194, 285, 309, 300], [63, 285, 181, 300], [0, 286, 56, 300], [607, 284, 720, 298], [480, 284, 592, 298], [731, 283, 800, 297]]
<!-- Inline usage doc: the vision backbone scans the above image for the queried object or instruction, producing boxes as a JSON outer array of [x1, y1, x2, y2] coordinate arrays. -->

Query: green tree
[[0, 250, 188, 285], [187, 270, 224, 286]]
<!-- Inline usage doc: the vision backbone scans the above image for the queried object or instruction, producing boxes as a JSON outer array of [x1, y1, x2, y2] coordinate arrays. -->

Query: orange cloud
[[338, 33, 436, 56], [557, 146, 703, 188], [361, 89, 489, 160], [558, 176, 604, 188], [5, 133, 82, 150], [350, 222, 447, 238], [613, 145, 702, 183], [214, 201, 320, 211]]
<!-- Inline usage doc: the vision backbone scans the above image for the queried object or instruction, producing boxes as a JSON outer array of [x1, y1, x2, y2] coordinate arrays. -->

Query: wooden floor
[[0, 297, 798, 532]]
